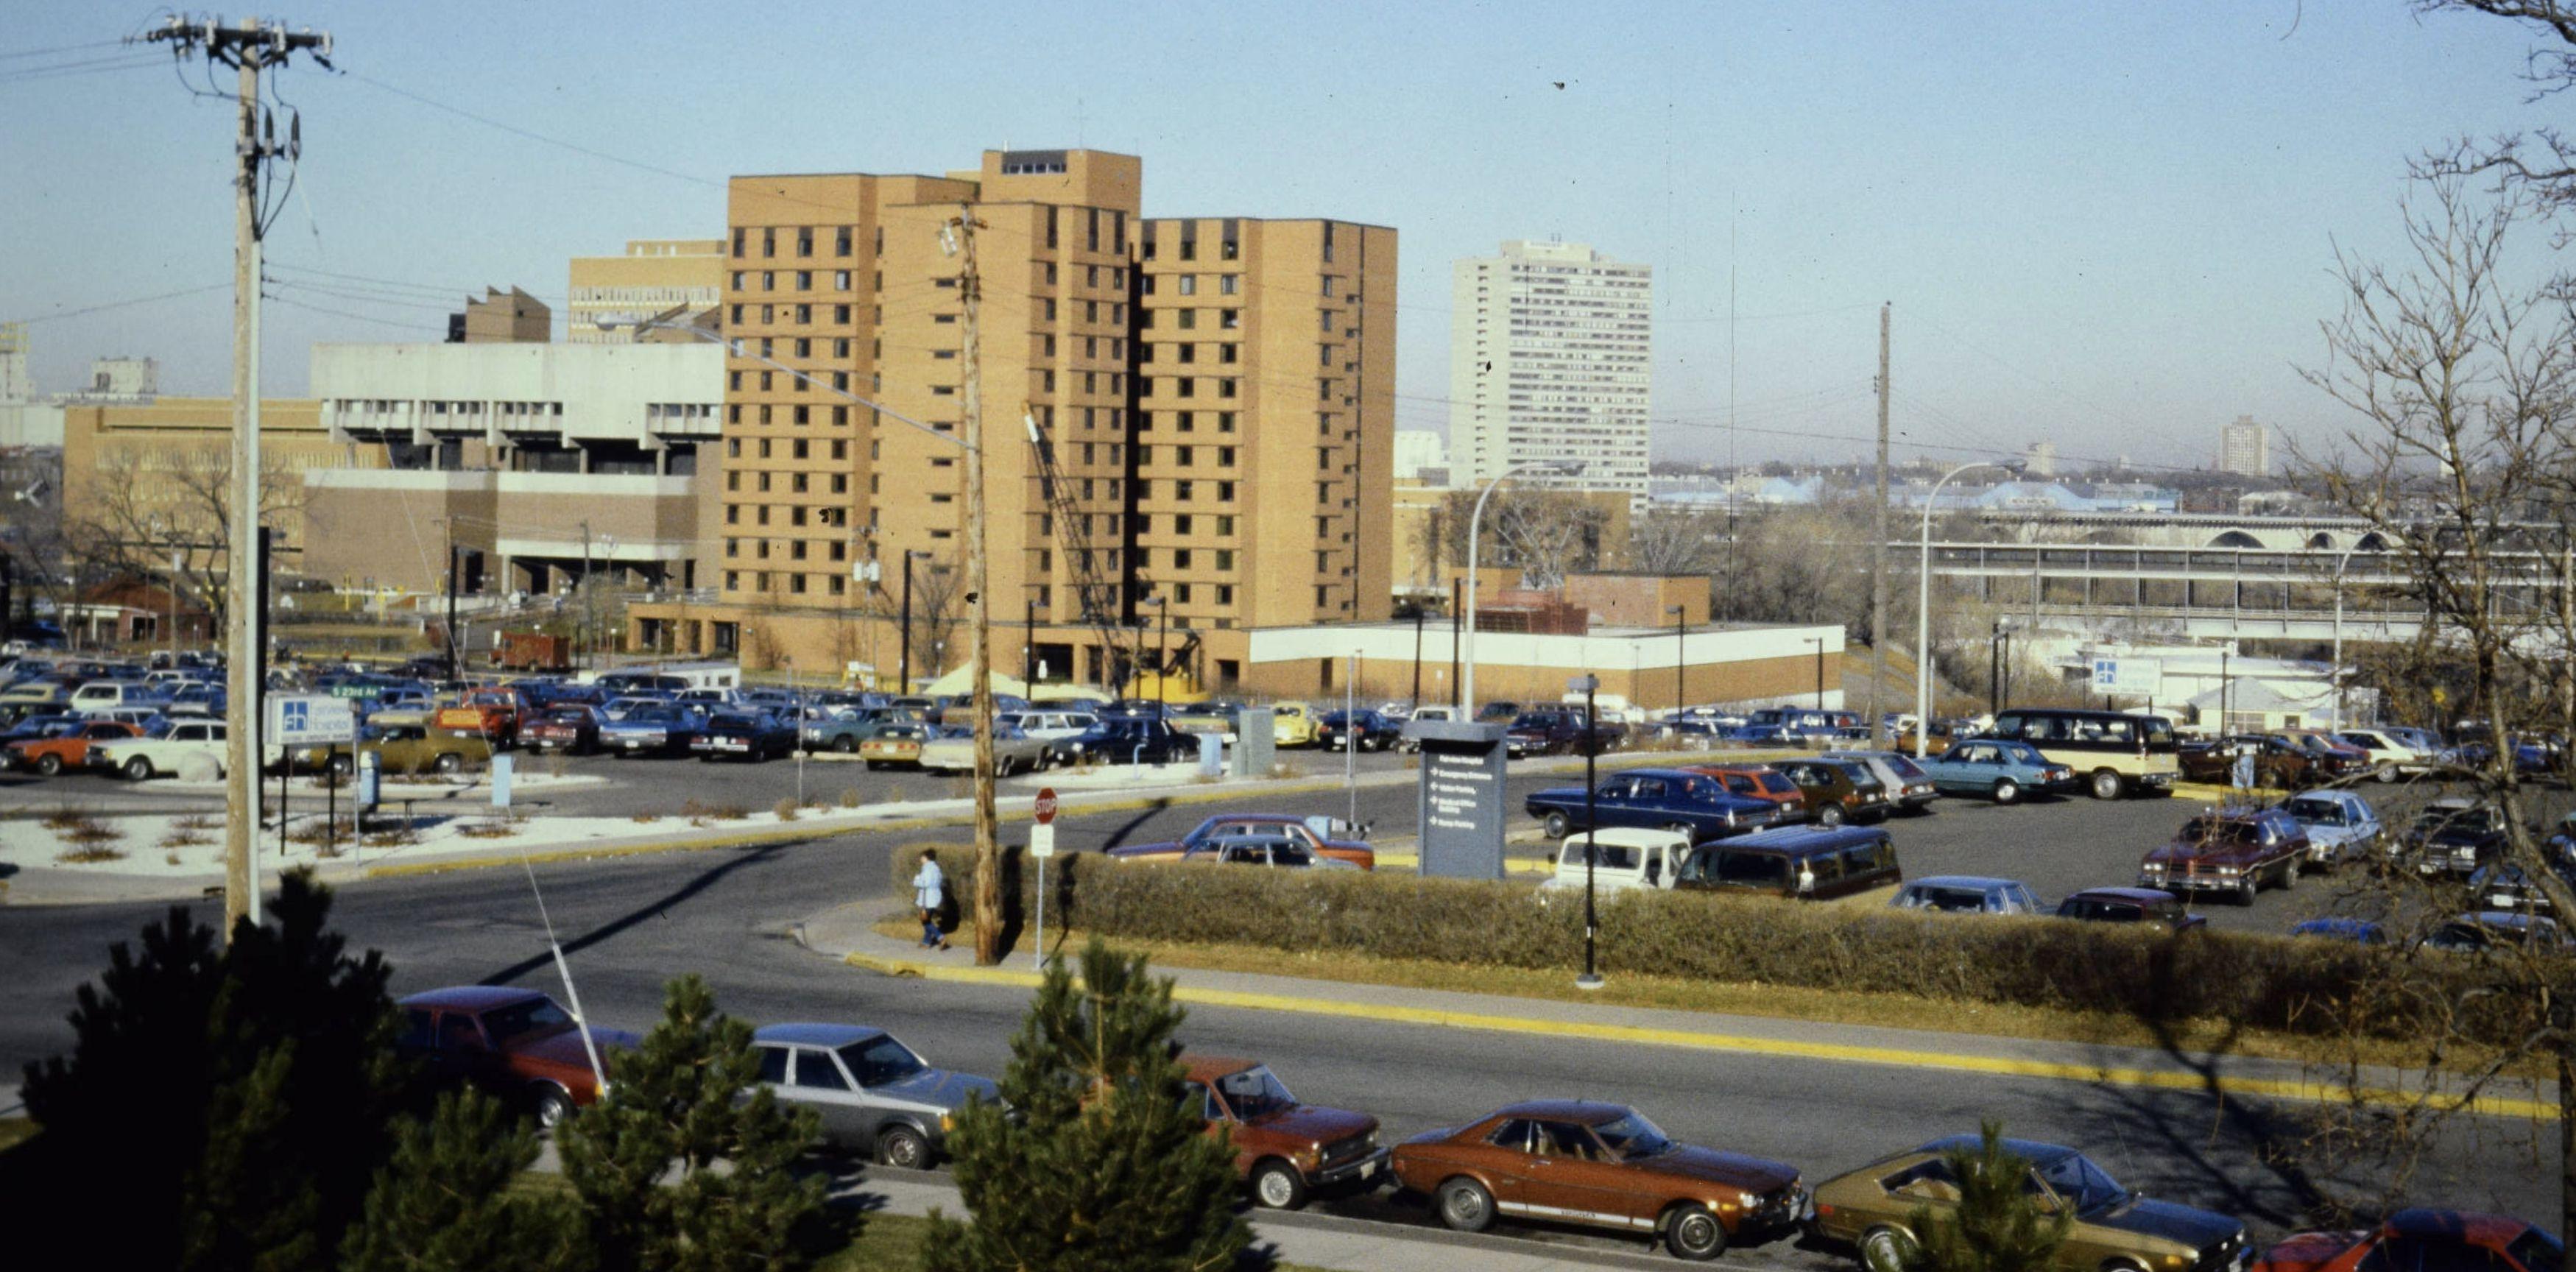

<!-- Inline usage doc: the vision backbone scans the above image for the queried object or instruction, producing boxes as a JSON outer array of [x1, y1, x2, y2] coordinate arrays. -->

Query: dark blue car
[[1524, 767, 1787, 844]]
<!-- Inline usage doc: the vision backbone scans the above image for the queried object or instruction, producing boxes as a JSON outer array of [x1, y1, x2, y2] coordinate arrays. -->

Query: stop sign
[[1034, 787, 1059, 825]]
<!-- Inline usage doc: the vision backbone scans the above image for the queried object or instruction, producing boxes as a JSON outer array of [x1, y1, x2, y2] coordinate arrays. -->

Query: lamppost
[[897, 549, 931, 692], [1464, 459, 1584, 715], [1807, 637, 1826, 709], [1140, 594, 1168, 718], [1571, 673, 1604, 992], [1666, 604, 1687, 717], [1915, 460, 2022, 758], [2330, 541, 2360, 732]]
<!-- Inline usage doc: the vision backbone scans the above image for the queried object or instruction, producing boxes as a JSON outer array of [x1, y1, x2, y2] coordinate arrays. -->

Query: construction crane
[[1023, 409, 1143, 691]]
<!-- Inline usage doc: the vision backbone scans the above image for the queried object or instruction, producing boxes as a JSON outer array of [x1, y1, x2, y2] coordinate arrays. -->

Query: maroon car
[[395, 986, 638, 1127], [2136, 807, 2308, 905], [521, 705, 603, 755]]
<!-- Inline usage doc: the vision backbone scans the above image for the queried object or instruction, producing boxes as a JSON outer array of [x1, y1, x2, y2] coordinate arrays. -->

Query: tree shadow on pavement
[[473, 838, 805, 986]]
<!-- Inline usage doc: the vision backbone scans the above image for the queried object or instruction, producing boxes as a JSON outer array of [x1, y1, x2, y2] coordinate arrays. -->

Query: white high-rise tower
[[1449, 240, 1652, 501]]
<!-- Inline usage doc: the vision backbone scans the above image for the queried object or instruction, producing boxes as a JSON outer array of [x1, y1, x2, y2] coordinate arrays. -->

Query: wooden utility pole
[[951, 205, 1002, 966], [147, 15, 332, 942], [1869, 303, 1891, 746]]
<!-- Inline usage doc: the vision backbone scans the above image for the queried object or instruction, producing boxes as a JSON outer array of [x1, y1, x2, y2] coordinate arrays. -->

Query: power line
[[0, 38, 127, 60], [12, 282, 231, 324], [346, 71, 727, 194]]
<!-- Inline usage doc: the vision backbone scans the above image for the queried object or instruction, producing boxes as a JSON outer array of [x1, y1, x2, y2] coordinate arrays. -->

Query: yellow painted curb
[[839, 950, 2552, 1122]]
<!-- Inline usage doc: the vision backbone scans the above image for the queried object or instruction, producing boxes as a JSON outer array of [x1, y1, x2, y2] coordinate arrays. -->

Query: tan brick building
[[628, 149, 1399, 690], [60, 396, 361, 574], [568, 239, 724, 344]]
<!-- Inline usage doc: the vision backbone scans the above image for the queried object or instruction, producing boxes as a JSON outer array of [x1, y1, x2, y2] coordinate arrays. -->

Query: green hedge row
[[889, 844, 2460, 1041]]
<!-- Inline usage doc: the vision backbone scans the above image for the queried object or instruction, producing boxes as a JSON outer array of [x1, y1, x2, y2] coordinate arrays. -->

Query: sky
[[1, 0, 2564, 473]]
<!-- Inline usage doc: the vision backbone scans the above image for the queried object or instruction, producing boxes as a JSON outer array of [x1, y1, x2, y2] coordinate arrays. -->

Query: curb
[[835, 950, 2553, 1123]]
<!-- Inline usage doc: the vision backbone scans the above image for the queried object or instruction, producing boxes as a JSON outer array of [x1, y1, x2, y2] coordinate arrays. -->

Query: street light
[[1914, 460, 2023, 757], [1807, 637, 1826, 710], [1463, 459, 1585, 716], [1570, 673, 1604, 992], [897, 550, 932, 691], [1666, 604, 1687, 719], [1140, 594, 1168, 718], [2330, 540, 2361, 732]]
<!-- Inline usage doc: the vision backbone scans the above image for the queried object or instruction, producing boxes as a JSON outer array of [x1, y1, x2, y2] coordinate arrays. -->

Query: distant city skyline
[[4, 1, 2566, 473]]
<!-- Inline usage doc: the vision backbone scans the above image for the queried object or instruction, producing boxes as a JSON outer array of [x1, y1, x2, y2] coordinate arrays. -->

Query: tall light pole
[[1667, 604, 1687, 716], [1140, 594, 1167, 716], [1572, 673, 1604, 992], [1915, 460, 2019, 758], [1807, 637, 1826, 710], [2330, 541, 2360, 732], [1464, 459, 1583, 714]]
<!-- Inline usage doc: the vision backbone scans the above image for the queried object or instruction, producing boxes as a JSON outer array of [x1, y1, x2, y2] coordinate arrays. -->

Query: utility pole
[[578, 519, 593, 671], [1869, 303, 1891, 747], [948, 205, 1002, 967], [148, 14, 332, 943]]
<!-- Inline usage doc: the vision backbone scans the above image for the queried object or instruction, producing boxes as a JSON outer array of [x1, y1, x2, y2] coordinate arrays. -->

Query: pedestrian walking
[[911, 849, 950, 951]]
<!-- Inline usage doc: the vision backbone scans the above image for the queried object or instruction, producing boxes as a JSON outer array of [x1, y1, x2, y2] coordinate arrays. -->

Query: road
[[2, 771, 2559, 1264]]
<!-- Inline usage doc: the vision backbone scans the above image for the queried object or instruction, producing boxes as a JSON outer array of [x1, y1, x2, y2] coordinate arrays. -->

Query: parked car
[[1981, 707, 2182, 799], [1107, 814, 1376, 870], [689, 711, 797, 763], [1673, 825, 1902, 901], [2138, 807, 2308, 904], [1541, 828, 1695, 894], [1686, 763, 1812, 822], [1165, 702, 1240, 746], [2053, 887, 2205, 933], [2289, 916, 2389, 944], [2427, 911, 2576, 954], [1271, 702, 1324, 747], [1810, 1135, 2248, 1272], [1524, 768, 1785, 843], [2466, 857, 2576, 915], [1915, 739, 2075, 805], [2177, 734, 2317, 788], [2254, 1209, 2561, 1272], [1890, 875, 2046, 916], [1504, 708, 1626, 758], [91, 718, 229, 781], [278, 726, 493, 777], [2280, 789, 2383, 869], [860, 721, 933, 770], [395, 986, 640, 1128], [1313, 709, 1403, 753], [2286, 730, 2373, 782], [2332, 729, 2427, 782], [1389, 1099, 1804, 1259], [1821, 749, 1942, 814], [917, 724, 1053, 777], [598, 703, 707, 757], [2402, 796, 2513, 877], [749, 1023, 998, 1167], [1000, 708, 1099, 742], [4, 718, 140, 775], [1184, 1055, 1387, 1209], [1768, 757, 1893, 827], [521, 705, 604, 755], [1048, 716, 1199, 766]]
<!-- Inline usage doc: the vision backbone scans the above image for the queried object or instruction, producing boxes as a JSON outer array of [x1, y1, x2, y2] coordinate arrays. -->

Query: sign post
[[268, 694, 356, 858], [1029, 787, 1059, 971]]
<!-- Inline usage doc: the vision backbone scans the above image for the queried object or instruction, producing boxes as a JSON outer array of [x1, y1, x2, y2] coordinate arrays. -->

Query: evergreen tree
[[341, 1089, 592, 1272], [924, 938, 1251, 1272], [20, 871, 412, 1272], [1888, 1121, 2073, 1272], [557, 974, 823, 1272]]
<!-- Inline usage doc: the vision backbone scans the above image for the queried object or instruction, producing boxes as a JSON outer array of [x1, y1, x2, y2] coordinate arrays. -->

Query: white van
[[69, 682, 171, 714], [1541, 828, 1693, 894]]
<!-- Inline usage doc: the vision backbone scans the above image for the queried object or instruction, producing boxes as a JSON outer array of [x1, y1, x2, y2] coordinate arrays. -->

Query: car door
[[1526, 1120, 1644, 1231], [788, 1045, 874, 1148], [432, 1010, 505, 1092]]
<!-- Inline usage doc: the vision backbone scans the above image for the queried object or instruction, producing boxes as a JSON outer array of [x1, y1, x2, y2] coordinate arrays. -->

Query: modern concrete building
[[1449, 239, 1652, 502], [2023, 439, 2058, 478], [624, 148, 1399, 689], [1392, 428, 1445, 480], [301, 340, 724, 594], [568, 239, 724, 344], [2219, 414, 2269, 478]]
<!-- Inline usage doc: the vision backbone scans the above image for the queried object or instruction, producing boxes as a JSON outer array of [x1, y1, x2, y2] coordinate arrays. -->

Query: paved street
[[3, 770, 2561, 1265]]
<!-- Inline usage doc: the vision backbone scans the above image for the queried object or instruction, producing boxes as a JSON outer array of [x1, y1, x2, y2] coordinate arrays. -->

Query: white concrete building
[[2219, 415, 2269, 478], [1449, 239, 1652, 502], [1391, 429, 1447, 481]]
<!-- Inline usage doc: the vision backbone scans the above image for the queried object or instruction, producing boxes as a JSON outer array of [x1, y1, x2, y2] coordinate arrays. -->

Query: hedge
[[889, 844, 2469, 1042]]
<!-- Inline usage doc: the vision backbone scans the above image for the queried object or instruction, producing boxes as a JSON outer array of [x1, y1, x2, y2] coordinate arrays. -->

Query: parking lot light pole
[[1464, 459, 1584, 716], [1141, 595, 1166, 717], [1573, 674, 1604, 991], [2330, 543, 2360, 732], [1916, 460, 2016, 758], [1667, 604, 1687, 717], [1808, 637, 1826, 710]]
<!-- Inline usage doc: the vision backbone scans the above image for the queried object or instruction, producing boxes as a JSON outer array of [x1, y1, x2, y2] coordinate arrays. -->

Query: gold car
[[275, 727, 493, 777], [1271, 702, 1321, 748], [1811, 1136, 2248, 1272]]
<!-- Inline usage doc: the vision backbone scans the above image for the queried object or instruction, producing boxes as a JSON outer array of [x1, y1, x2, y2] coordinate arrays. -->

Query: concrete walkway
[[800, 904, 2554, 1123]]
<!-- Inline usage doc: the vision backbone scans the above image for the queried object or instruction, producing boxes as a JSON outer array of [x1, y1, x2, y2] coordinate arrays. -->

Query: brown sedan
[[1388, 1099, 1806, 1260], [1182, 1054, 1386, 1209]]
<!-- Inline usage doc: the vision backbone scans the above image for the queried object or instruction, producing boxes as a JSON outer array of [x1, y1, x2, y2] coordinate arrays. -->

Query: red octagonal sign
[[1034, 788, 1059, 825]]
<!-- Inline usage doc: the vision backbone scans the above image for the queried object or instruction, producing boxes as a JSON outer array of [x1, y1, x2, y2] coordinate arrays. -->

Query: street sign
[[329, 683, 377, 699], [1034, 787, 1058, 825], [1028, 822, 1056, 858], [268, 693, 356, 745]]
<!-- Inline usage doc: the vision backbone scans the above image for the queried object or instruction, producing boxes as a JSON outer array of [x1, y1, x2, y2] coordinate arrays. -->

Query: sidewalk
[[800, 904, 2555, 1122]]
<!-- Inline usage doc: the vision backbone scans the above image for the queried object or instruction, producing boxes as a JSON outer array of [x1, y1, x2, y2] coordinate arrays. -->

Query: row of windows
[[730, 269, 857, 294], [732, 225, 862, 260], [724, 504, 855, 529], [726, 470, 853, 495]]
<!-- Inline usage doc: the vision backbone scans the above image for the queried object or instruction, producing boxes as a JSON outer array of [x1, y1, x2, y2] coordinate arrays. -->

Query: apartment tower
[[2218, 414, 2269, 478], [1449, 239, 1653, 501]]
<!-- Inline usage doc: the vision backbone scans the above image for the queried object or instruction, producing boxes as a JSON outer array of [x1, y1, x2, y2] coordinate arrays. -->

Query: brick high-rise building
[[626, 149, 1397, 692]]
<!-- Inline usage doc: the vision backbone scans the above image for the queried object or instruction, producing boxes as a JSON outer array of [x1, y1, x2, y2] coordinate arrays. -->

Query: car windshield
[[2030, 1151, 2125, 1214], [1902, 886, 1994, 913], [2179, 819, 2259, 846], [1215, 1064, 1295, 1119], [836, 1034, 927, 1087], [1591, 1110, 1675, 1160], [2417, 805, 2498, 833], [2286, 797, 2346, 825], [480, 996, 574, 1047]]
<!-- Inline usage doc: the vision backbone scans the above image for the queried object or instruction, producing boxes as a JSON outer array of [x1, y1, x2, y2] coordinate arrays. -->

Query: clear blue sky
[[0, 1, 2558, 472]]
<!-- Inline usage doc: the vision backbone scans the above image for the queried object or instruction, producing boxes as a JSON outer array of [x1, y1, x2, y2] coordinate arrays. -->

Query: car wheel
[[34, 753, 60, 777], [1663, 821, 1695, 841], [833, 735, 857, 754], [1991, 779, 2020, 805], [434, 753, 463, 774], [1665, 1202, 1728, 1260], [2090, 769, 2123, 800], [2279, 858, 2299, 890], [122, 756, 154, 781], [1817, 804, 1846, 827], [2237, 877, 2259, 906], [532, 1084, 574, 1131], [2377, 762, 2399, 783], [1250, 1158, 1309, 1209], [1542, 810, 1572, 840], [997, 755, 1017, 778], [1860, 1226, 1918, 1272], [1435, 1176, 1496, 1234], [328, 754, 356, 777], [874, 1125, 930, 1170]]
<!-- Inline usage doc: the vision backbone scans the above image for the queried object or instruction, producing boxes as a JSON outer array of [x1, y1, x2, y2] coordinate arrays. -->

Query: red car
[[1687, 763, 1811, 822], [521, 705, 603, 755], [2256, 1210, 2561, 1272], [5, 719, 141, 776], [395, 986, 638, 1128]]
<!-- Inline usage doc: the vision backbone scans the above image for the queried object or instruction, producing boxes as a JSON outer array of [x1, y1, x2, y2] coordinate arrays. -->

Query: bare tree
[[2415, 3, 2576, 250], [1627, 507, 1722, 575], [2291, 169, 2576, 1236], [902, 556, 967, 684], [72, 448, 305, 637]]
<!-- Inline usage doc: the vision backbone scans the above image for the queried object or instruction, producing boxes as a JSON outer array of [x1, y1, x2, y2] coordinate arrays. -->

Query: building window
[[796, 271, 812, 291], [731, 228, 745, 258], [835, 226, 852, 257], [762, 227, 775, 258], [797, 227, 813, 257]]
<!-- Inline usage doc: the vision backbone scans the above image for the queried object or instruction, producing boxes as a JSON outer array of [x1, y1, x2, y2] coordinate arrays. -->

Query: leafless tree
[[2415, 3, 2576, 255], [71, 448, 306, 637], [2290, 169, 2576, 1236], [901, 556, 967, 685], [1627, 507, 1723, 575]]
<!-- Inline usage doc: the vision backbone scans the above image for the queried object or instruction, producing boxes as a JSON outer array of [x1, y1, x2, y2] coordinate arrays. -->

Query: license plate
[[1359, 1160, 1377, 1179], [2491, 893, 2519, 908], [718, 741, 745, 750]]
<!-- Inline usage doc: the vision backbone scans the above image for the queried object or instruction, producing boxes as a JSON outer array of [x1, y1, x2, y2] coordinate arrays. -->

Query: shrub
[[838, 787, 861, 810], [773, 796, 800, 822]]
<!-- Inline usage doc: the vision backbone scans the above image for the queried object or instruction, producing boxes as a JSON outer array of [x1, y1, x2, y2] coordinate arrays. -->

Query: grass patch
[[38, 804, 95, 832]]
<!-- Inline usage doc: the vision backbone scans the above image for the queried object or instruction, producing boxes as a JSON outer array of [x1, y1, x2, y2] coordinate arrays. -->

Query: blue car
[[2289, 916, 2388, 944], [2282, 788, 2384, 869], [1523, 767, 1786, 844], [1915, 739, 2074, 805]]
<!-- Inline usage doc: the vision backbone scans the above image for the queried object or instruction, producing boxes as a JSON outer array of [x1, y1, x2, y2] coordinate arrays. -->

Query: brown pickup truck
[[1182, 1054, 1387, 1210]]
